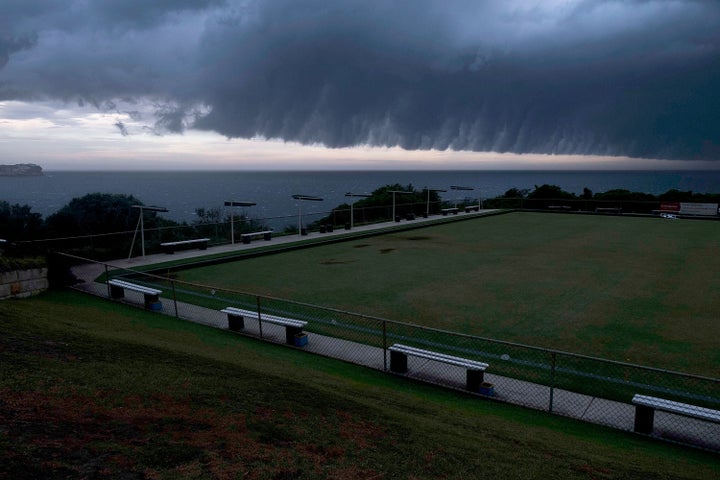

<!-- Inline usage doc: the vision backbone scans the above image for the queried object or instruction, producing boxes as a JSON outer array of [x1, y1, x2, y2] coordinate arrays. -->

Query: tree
[[193, 207, 222, 225], [500, 188, 529, 198], [593, 189, 656, 201], [46, 193, 150, 237], [527, 184, 576, 199], [0, 201, 44, 240], [314, 183, 438, 226], [657, 189, 694, 202]]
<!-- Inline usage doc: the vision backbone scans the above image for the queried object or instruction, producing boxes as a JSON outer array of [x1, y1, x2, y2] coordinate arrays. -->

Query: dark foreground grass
[[174, 212, 720, 376], [1, 291, 719, 479]]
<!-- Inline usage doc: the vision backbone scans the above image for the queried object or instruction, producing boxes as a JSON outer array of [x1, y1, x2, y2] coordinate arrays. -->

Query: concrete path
[[106, 208, 500, 270], [68, 209, 720, 453]]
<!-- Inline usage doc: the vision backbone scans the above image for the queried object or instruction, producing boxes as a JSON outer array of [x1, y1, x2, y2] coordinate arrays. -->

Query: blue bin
[[294, 333, 308, 347]]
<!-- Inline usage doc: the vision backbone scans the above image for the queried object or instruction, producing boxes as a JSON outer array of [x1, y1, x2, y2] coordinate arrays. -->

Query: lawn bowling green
[[175, 212, 720, 377]]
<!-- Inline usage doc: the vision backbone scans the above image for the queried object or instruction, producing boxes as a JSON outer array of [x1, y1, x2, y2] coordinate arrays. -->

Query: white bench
[[221, 306, 307, 344], [240, 230, 273, 244], [108, 279, 162, 310], [160, 238, 209, 254], [632, 394, 720, 434], [388, 344, 489, 392], [595, 207, 621, 214], [464, 205, 480, 213], [441, 208, 459, 216]]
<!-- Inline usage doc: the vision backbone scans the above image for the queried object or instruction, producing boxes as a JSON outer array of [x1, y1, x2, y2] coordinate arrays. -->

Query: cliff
[[0, 164, 43, 176]]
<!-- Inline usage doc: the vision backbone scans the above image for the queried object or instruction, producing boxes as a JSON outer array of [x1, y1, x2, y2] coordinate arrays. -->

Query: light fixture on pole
[[450, 185, 474, 208], [345, 192, 370, 229], [389, 190, 412, 222], [224, 201, 257, 244], [129, 205, 168, 259], [292, 194, 323, 236], [424, 187, 446, 217]]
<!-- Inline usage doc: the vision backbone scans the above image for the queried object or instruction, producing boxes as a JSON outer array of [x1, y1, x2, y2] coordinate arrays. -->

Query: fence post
[[256, 296, 263, 339], [383, 320, 388, 371], [549, 351, 557, 413], [104, 264, 111, 298], [171, 280, 179, 318]]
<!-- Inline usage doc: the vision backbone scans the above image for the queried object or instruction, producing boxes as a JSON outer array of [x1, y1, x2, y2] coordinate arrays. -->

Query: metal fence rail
[[64, 253, 720, 453]]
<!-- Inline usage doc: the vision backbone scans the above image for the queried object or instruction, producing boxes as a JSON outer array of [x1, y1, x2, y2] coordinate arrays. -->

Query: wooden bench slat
[[221, 307, 307, 328], [632, 394, 720, 422], [221, 306, 307, 345], [240, 230, 273, 244], [389, 344, 488, 370], [160, 238, 210, 247], [160, 237, 209, 254], [389, 343, 490, 393], [108, 279, 162, 295], [108, 279, 163, 310]]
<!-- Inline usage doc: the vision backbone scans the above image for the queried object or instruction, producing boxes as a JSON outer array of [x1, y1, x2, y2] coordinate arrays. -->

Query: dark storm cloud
[[1, 0, 719, 160]]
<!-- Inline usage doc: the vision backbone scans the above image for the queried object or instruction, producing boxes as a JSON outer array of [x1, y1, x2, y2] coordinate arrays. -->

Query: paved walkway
[[110, 208, 501, 270], [69, 209, 720, 453]]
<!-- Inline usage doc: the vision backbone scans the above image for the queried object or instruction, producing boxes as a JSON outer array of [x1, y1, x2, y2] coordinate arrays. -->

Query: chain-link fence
[[61, 253, 720, 453], [13, 199, 449, 261]]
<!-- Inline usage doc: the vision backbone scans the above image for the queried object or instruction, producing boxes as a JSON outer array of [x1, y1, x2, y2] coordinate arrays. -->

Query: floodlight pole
[[345, 192, 371, 229], [129, 205, 168, 259], [292, 195, 323, 236], [450, 185, 474, 208], [224, 201, 257, 244], [425, 187, 447, 217], [389, 190, 412, 222]]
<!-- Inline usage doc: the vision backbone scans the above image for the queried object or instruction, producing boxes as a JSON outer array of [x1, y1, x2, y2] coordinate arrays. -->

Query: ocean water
[[2, 170, 720, 227]]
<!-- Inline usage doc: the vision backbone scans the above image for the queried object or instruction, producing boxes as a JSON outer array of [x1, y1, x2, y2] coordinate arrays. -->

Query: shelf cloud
[[1, 0, 719, 161]]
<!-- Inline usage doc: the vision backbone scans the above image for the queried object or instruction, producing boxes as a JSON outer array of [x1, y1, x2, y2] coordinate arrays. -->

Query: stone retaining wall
[[0, 268, 48, 299]]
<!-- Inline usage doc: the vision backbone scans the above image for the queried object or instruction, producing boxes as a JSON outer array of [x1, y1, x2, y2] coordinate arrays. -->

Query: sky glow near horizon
[[1, 1, 719, 171]]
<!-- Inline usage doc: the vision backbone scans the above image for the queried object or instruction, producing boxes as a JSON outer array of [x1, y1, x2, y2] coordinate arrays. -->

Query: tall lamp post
[[389, 190, 412, 222], [345, 192, 370, 229], [129, 205, 168, 259], [450, 185, 474, 208], [425, 187, 446, 217], [292, 194, 323, 236], [224, 201, 257, 244]]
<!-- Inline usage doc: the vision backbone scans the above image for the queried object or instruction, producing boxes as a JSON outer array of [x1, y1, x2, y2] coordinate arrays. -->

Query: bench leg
[[243, 237, 251, 244], [109, 285, 124, 299], [227, 314, 245, 332], [466, 369, 484, 392], [199, 242, 207, 250], [285, 326, 302, 345], [634, 405, 655, 434], [264, 232, 272, 241], [390, 350, 408, 373]]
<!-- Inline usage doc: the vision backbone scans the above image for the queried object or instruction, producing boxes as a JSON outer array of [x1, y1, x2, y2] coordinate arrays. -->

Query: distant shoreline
[[0, 164, 43, 176]]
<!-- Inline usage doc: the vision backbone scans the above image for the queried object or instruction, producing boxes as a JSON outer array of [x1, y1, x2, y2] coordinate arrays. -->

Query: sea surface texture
[[2, 170, 719, 227]]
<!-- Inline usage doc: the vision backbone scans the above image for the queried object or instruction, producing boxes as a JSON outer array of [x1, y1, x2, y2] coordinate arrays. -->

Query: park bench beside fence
[[60, 253, 720, 453]]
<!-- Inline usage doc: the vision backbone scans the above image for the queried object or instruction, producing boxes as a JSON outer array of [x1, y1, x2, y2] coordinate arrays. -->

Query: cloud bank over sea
[[1, 0, 719, 162]]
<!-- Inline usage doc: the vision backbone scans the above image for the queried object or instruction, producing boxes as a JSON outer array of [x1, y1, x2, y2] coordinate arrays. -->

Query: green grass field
[[2, 291, 719, 478], [175, 212, 720, 377]]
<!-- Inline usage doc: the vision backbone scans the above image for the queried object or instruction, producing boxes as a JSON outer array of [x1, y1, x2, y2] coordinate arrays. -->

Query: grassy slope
[[175, 213, 720, 376], [1, 291, 718, 479]]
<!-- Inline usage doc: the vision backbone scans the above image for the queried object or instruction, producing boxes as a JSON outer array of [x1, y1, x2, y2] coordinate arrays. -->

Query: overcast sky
[[1, 0, 719, 170]]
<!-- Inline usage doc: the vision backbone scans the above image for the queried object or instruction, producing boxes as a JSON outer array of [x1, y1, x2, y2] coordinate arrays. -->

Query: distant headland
[[0, 163, 43, 176]]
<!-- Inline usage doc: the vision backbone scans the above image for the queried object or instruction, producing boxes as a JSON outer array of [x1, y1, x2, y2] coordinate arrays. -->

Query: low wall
[[0, 268, 48, 299]]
